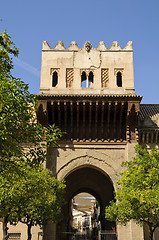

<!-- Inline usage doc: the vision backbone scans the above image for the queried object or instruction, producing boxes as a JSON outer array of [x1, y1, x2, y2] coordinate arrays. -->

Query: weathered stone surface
[[39, 41, 135, 95], [5, 40, 158, 240]]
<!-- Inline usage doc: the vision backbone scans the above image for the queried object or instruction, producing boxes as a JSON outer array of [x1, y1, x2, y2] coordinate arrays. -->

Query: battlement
[[42, 41, 133, 51], [40, 41, 135, 95]]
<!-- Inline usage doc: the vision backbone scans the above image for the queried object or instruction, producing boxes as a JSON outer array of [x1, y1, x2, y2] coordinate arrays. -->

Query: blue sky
[[1, 0, 159, 103]]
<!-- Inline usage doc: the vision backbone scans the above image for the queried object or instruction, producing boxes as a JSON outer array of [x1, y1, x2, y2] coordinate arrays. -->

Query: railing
[[100, 231, 117, 240], [57, 232, 87, 240], [57, 231, 117, 240]]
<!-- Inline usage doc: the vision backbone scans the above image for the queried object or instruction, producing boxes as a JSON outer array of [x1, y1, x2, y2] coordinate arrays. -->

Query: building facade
[[2, 41, 159, 240], [36, 40, 159, 240]]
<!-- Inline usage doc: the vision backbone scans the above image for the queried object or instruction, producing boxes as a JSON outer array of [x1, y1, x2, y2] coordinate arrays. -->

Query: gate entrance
[[39, 40, 145, 240], [72, 192, 99, 238], [57, 166, 116, 239]]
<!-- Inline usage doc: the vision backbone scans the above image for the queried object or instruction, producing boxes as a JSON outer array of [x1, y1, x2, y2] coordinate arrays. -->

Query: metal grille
[[57, 231, 117, 240], [100, 231, 117, 240]]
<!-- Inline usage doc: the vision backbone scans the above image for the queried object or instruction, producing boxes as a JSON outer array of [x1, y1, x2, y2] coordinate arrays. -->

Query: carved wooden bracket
[[127, 102, 140, 113]]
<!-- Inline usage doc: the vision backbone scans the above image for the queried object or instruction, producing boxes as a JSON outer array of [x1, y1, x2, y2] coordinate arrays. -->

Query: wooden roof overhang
[[37, 94, 142, 144], [37, 93, 142, 101]]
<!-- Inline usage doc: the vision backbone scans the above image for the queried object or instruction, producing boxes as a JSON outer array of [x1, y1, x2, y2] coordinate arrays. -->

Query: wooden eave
[[37, 94, 142, 102]]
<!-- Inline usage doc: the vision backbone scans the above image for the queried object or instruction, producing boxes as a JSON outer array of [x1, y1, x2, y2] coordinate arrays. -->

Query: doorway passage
[[57, 167, 118, 240], [72, 192, 100, 240]]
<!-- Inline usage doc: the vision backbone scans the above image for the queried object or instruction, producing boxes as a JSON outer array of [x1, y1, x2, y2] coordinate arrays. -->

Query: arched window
[[81, 71, 94, 88], [52, 71, 58, 87], [117, 72, 122, 87], [89, 71, 93, 86], [81, 71, 87, 88]]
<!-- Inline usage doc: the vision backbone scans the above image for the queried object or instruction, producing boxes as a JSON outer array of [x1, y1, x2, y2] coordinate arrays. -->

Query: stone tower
[[38, 40, 141, 142], [37, 40, 151, 240], [1, 41, 159, 240]]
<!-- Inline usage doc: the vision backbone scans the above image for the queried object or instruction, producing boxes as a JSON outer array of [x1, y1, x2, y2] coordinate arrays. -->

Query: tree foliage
[[0, 160, 65, 240], [105, 144, 159, 240], [0, 31, 63, 160], [0, 31, 35, 158], [0, 31, 19, 75], [0, 31, 65, 240]]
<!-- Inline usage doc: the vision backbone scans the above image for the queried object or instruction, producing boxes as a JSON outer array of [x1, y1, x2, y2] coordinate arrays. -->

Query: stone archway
[[56, 166, 115, 239]]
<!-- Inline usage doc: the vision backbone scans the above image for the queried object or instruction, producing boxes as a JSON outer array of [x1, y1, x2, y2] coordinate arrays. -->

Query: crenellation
[[67, 41, 79, 51], [96, 41, 107, 51], [42, 41, 51, 50], [42, 41, 133, 51], [40, 40, 135, 95], [82, 41, 93, 52], [124, 41, 133, 50], [109, 41, 121, 50], [53, 41, 65, 50]]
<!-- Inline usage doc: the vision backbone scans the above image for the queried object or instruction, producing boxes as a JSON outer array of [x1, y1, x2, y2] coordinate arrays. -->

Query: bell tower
[[40, 40, 135, 94], [38, 40, 141, 143], [37, 41, 144, 240]]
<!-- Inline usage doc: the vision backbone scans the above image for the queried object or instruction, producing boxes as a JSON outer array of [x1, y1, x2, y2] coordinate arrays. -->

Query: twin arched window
[[81, 71, 94, 88]]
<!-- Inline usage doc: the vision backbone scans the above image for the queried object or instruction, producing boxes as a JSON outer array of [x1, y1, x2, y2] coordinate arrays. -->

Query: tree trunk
[[27, 223, 32, 240], [2, 216, 9, 240], [148, 226, 154, 240]]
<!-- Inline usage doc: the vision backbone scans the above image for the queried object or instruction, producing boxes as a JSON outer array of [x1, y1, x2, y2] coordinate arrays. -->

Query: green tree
[[105, 144, 159, 240], [0, 31, 35, 158], [18, 166, 65, 240], [0, 31, 63, 160], [0, 160, 65, 240], [0, 31, 65, 239], [0, 160, 21, 240]]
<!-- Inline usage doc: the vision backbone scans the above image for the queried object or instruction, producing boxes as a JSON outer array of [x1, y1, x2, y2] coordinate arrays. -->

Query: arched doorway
[[57, 166, 116, 239], [71, 192, 100, 240]]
